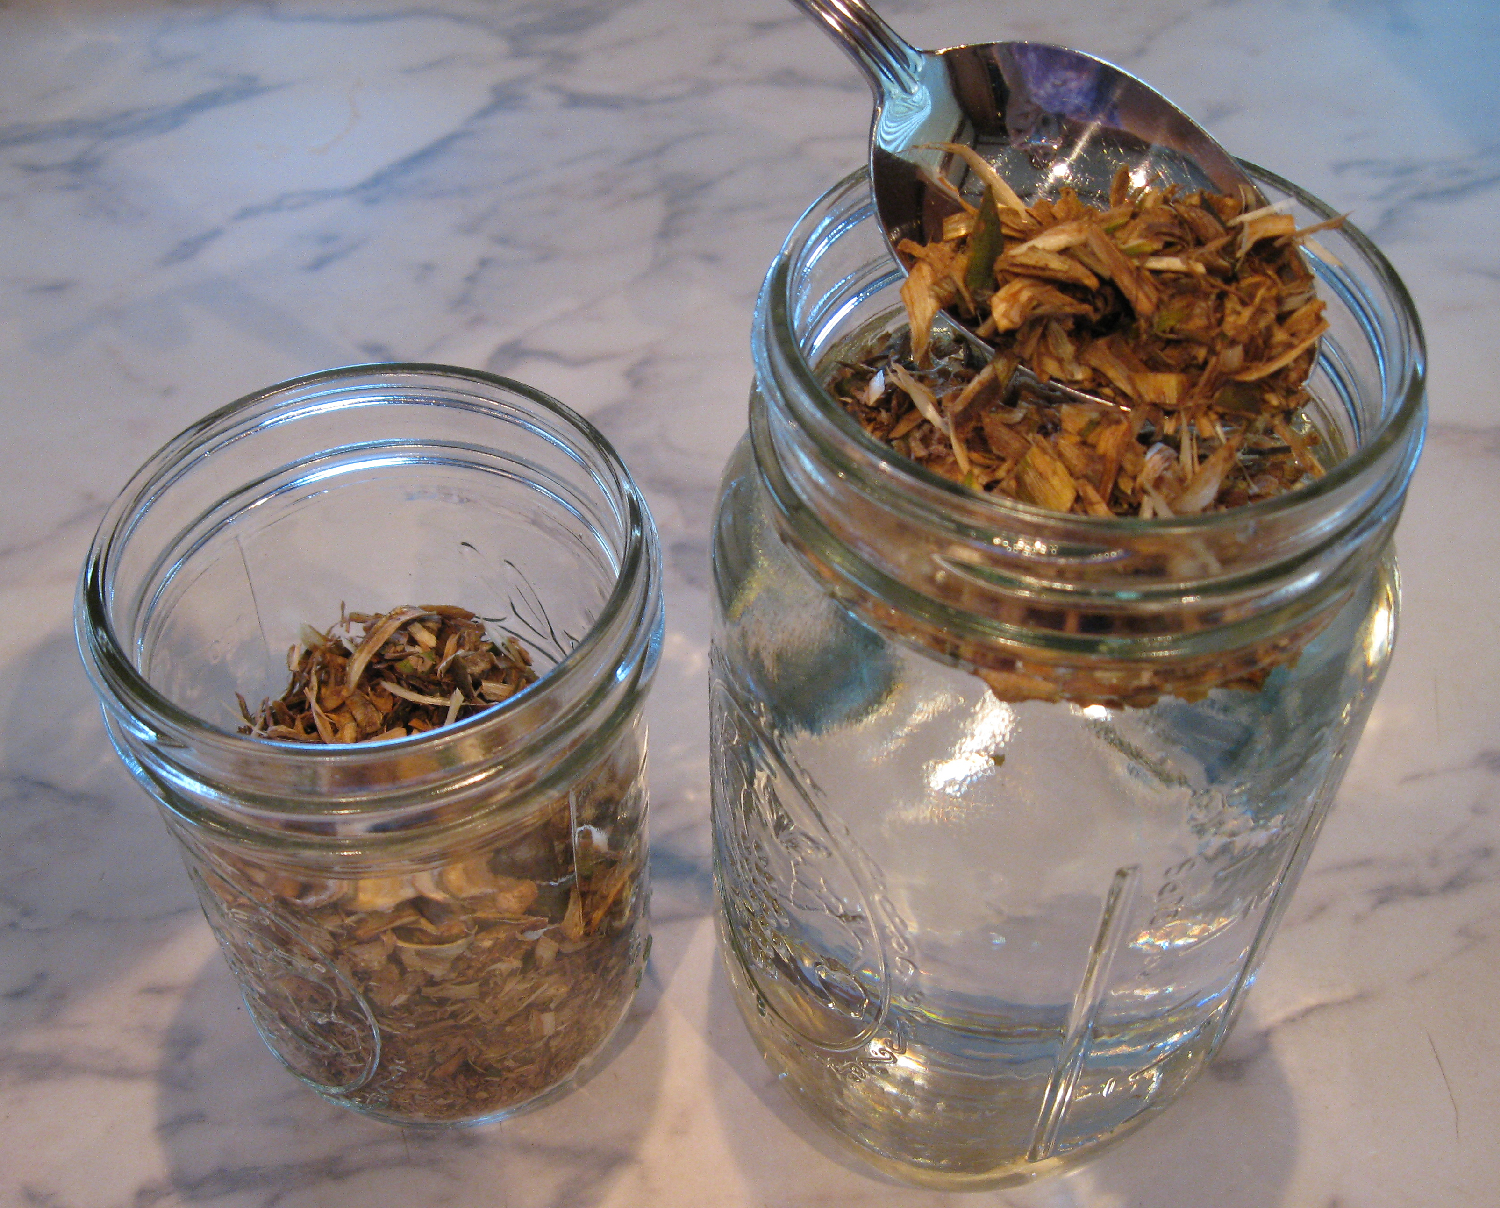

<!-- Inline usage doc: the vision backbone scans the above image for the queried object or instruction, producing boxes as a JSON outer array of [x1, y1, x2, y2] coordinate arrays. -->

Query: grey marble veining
[[2, 1, 1496, 1204]]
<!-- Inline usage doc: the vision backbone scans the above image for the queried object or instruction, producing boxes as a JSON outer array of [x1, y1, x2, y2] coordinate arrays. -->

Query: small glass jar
[[711, 169, 1424, 1186], [78, 364, 663, 1126]]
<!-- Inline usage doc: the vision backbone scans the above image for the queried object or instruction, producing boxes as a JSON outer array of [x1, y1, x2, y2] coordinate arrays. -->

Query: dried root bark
[[820, 174, 1348, 705], [832, 170, 1342, 519], [208, 606, 647, 1121]]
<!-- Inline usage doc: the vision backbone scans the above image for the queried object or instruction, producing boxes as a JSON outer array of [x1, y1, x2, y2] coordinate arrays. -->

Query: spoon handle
[[788, 0, 925, 97]]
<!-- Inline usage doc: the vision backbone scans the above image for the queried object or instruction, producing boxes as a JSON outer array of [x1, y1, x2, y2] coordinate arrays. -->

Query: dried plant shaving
[[207, 605, 647, 1121]]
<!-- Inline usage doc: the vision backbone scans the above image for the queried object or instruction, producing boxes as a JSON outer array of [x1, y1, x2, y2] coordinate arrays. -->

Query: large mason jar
[[710, 169, 1425, 1187], [78, 364, 662, 1125]]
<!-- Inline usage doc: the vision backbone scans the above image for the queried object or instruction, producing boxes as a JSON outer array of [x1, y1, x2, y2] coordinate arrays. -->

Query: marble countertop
[[3, 1, 1496, 1204]]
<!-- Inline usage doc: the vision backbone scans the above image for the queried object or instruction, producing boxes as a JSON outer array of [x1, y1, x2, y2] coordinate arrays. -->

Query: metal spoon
[[789, 0, 1260, 406]]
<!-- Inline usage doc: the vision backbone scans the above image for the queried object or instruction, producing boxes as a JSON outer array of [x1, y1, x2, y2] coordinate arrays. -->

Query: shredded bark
[[238, 605, 538, 742], [832, 168, 1341, 517], [809, 173, 1355, 706], [209, 605, 647, 1122]]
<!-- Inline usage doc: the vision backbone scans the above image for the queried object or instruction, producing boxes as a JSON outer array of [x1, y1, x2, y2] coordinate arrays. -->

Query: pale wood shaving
[[830, 171, 1339, 516], [220, 605, 647, 1121]]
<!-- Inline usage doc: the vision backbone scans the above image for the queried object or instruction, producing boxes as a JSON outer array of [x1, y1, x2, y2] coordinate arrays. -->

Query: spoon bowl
[[791, 0, 1261, 394]]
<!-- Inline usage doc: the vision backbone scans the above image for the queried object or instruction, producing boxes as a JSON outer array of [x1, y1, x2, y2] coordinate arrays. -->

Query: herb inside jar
[[237, 604, 538, 742], [200, 606, 647, 1122], [832, 162, 1343, 518]]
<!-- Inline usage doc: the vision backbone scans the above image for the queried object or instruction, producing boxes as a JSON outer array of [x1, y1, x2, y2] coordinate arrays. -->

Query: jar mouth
[[760, 164, 1427, 545], [77, 363, 662, 813]]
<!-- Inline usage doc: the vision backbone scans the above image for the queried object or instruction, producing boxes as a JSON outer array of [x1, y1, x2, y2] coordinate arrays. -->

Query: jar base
[[291, 946, 650, 1129], [718, 916, 1206, 1191]]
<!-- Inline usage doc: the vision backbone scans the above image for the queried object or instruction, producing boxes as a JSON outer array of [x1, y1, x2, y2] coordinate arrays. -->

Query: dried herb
[[238, 605, 538, 742], [835, 165, 1343, 518], [807, 171, 1356, 707], [205, 605, 647, 1122]]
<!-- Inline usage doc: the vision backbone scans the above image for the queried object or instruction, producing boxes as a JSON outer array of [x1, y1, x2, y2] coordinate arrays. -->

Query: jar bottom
[[717, 912, 1210, 1190], [302, 946, 650, 1128], [179, 799, 655, 1129]]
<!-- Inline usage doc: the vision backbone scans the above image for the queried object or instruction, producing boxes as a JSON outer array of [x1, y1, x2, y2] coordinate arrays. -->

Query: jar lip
[[763, 163, 1427, 538], [77, 362, 660, 767]]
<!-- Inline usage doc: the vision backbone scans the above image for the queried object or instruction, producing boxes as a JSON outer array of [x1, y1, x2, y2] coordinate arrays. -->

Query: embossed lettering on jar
[[77, 365, 663, 1126], [710, 168, 1424, 1188]]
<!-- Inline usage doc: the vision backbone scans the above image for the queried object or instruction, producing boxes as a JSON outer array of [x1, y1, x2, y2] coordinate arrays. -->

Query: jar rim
[[77, 363, 661, 791], [761, 163, 1427, 541]]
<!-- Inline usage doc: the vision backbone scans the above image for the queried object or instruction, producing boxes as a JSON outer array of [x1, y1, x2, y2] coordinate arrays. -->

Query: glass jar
[[710, 168, 1424, 1187], [78, 364, 663, 1126]]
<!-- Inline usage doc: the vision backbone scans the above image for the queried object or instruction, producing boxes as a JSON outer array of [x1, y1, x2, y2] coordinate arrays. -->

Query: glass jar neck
[[749, 169, 1425, 698], [77, 365, 663, 853]]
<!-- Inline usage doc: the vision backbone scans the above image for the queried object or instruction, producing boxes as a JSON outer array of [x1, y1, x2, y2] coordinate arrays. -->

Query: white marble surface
[[2, 0, 1496, 1203]]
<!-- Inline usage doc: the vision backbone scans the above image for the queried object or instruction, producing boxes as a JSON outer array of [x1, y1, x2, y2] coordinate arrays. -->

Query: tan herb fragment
[[239, 605, 537, 742], [821, 177, 1348, 707], [216, 605, 647, 1122], [832, 175, 1341, 519]]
